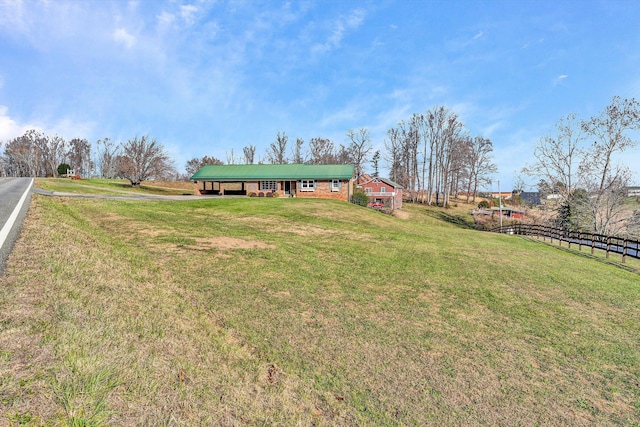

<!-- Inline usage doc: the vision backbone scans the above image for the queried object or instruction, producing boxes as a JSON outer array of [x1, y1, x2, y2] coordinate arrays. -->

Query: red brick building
[[357, 175, 403, 209]]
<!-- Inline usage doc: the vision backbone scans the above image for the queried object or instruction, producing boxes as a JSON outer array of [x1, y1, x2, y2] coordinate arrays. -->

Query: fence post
[[606, 236, 611, 259], [622, 239, 627, 264], [578, 232, 582, 252], [558, 228, 562, 247], [591, 233, 595, 255]]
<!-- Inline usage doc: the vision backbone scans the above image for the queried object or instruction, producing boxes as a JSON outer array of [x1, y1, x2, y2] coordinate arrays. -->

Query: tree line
[[522, 96, 640, 237], [0, 132, 175, 186], [185, 129, 375, 179]]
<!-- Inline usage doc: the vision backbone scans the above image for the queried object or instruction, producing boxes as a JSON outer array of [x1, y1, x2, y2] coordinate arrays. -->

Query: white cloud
[[481, 121, 505, 137], [320, 99, 367, 128], [473, 31, 484, 40], [157, 11, 176, 31], [0, 106, 34, 141], [553, 74, 568, 86], [312, 8, 366, 54], [180, 5, 199, 26], [113, 27, 136, 49]]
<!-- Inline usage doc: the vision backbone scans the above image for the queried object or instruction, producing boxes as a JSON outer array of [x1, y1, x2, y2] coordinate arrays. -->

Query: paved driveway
[[0, 178, 33, 274]]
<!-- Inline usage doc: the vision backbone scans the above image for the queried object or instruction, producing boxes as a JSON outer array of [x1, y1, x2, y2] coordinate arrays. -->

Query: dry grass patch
[[186, 236, 275, 251]]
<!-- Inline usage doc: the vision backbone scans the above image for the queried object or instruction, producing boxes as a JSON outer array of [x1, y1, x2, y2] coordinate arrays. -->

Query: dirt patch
[[392, 210, 410, 220], [185, 237, 275, 251]]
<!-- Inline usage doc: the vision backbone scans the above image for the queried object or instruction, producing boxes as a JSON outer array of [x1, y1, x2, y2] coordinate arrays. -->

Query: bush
[[351, 191, 369, 207], [248, 192, 257, 197], [478, 200, 490, 209], [57, 163, 71, 176], [272, 191, 280, 198]]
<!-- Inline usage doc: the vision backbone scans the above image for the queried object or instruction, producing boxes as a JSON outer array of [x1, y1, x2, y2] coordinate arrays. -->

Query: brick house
[[191, 164, 355, 201], [357, 175, 403, 209]]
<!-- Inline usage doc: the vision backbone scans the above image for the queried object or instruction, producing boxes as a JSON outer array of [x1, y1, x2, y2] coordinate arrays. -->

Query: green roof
[[190, 164, 354, 181]]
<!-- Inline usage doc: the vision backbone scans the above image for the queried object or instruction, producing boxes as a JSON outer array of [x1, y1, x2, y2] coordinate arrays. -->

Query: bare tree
[[243, 144, 256, 164], [336, 144, 353, 164], [185, 155, 224, 176], [96, 138, 120, 178], [523, 97, 640, 235], [41, 134, 68, 177], [225, 148, 239, 165], [384, 127, 403, 185], [308, 137, 337, 164], [579, 96, 640, 234], [291, 137, 306, 164], [118, 136, 175, 186], [346, 128, 372, 180], [266, 131, 288, 164], [393, 118, 420, 197], [523, 114, 583, 200], [67, 138, 92, 177], [420, 107, 465, 206], [2, 134, 40, 177], [464, 136, 497, 203]]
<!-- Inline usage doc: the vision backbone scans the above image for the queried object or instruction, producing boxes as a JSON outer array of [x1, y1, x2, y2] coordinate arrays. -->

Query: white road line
[[0, 178, 33, 250]]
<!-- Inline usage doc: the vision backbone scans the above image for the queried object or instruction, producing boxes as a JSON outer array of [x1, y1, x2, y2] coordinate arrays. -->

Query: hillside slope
[[1, 196, 638, 425]]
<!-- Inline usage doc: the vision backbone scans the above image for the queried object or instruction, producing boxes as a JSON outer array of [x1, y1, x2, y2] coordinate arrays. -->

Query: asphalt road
[[0, 178, 33, 274]]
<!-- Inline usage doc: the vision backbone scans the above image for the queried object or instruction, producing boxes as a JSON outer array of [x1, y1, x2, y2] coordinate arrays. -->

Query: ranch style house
[[191, 164, 355, 201]]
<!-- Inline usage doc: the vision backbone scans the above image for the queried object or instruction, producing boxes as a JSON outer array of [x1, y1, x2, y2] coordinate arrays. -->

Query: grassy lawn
[[0, 191, 639, 425], [35, 178, 194, 196]]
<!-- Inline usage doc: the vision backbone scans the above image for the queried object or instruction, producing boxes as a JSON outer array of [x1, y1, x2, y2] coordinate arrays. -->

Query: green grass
[[35, 178, 193, 196], [0, 195, 639, 425]]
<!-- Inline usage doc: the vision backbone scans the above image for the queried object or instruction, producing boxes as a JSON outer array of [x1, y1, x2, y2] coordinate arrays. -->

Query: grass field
[[35, 178, 194, 196], [1, 182, 639, 425]]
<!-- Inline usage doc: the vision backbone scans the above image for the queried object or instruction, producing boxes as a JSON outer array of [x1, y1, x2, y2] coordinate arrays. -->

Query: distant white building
[[626, 186, 640, 197]]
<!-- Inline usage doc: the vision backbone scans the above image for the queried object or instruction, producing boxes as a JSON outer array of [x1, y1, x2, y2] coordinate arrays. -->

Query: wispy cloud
[[553, 74, 568, 85], [312, 8, 366, 54], [113, 28, 136, 49], [180, 4, 199, 26]]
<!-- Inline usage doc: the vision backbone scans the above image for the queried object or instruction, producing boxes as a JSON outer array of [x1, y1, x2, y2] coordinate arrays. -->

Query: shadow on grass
[[424, 210, 477, 230], [521, 236, 640, 275]]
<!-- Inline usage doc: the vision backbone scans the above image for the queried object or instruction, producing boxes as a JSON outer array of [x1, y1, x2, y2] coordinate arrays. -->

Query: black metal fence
[[491, 224, 640, 264]]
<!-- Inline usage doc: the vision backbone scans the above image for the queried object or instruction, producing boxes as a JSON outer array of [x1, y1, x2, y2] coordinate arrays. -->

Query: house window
[[331, 180, 341, 192], [380, 187, 387, 193], [260, 181, 277, 191], [300, 180, 316, 191], [365, 187, 372, 193]]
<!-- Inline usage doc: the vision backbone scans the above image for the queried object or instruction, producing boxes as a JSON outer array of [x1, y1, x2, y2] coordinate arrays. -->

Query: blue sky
[[1, 0, 639, 189]]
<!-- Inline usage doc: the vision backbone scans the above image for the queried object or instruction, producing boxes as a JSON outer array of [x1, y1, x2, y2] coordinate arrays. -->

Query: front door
[[284, 181, 291, 195]]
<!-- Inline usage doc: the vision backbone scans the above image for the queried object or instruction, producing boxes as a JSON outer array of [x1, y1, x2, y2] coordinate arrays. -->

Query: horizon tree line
[[0, 132, 175, 187]]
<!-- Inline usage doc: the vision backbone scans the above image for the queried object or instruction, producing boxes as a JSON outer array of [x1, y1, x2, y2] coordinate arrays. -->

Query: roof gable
[[360, 177, 403, 189], [191, 164, 354, 181]]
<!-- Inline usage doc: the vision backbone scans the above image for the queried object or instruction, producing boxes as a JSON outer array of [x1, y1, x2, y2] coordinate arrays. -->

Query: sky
[[1, 0, 640, 190]]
